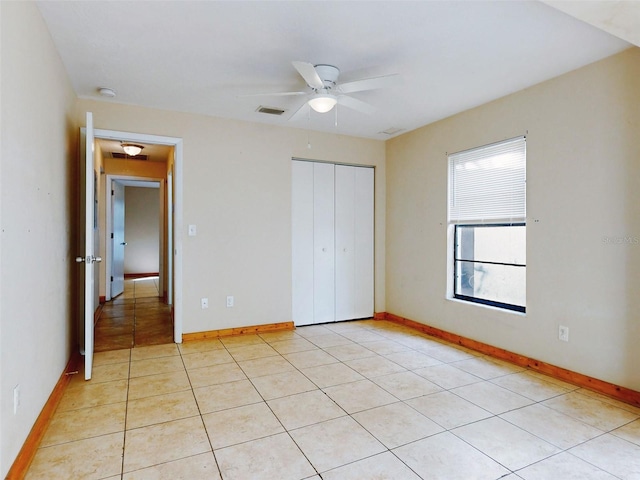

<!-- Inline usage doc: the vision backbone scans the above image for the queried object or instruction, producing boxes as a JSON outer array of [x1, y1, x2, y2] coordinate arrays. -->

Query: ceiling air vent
[[257, 106, 286, 116], [111, 152, 149, 160], [379, 127, 405, 136]]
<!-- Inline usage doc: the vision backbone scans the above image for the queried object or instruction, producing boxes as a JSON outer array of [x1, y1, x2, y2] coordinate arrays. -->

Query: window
[[448, 136, 526, 312]]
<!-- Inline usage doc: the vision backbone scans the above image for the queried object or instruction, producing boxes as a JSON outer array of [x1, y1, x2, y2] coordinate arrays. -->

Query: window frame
[[453, 222, 526, 313], [447, 135, 527, 313]]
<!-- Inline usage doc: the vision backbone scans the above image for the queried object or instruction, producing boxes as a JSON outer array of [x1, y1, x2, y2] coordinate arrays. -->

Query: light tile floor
[[26, 320, 640, 479]]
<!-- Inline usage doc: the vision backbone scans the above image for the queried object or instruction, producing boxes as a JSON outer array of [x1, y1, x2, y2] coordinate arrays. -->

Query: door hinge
[[111, 233, 114, 239], [111, 189, 114, 196], [110, 276, 113, 282]]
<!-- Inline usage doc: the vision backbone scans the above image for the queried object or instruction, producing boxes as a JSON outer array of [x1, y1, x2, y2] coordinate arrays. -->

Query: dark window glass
[[454, 224, 526, 312]]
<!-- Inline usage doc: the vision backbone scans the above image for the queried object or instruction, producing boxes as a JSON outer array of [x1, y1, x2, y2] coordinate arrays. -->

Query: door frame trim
[[95, 128, 184, 343], [105, 176, 163, 302]]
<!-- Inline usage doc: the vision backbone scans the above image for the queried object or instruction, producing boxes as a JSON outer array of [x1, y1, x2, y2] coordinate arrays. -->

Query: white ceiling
[[542, 0, 640, 46], [37, 1, 634, 140]]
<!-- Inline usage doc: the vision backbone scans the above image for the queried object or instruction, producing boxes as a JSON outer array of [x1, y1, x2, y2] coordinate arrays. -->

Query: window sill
[[446, 296, 526, 317]]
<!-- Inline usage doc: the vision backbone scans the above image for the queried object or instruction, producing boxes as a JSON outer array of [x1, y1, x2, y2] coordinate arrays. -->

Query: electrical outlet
[[226, 296, 234, 308], [201, 297, 208, 309], [13, 385, 20, 414], [559, 325, 569, 342]]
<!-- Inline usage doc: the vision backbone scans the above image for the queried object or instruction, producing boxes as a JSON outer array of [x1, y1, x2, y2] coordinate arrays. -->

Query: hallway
[[95, 277, 173, 352]]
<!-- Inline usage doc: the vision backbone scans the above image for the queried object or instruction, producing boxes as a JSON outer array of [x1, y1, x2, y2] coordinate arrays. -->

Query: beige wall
[[0, 2, 78, 476], [386, 48, 640, 391], [104, 157, 168, 178], [76, 99, 386, 334], [125, 186, 160, 274]]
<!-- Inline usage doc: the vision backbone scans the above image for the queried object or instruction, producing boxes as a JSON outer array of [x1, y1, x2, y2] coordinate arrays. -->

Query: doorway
[[91, 129, 184, 347], [105, 177, 165, 302], [98, 176, 171, 350]]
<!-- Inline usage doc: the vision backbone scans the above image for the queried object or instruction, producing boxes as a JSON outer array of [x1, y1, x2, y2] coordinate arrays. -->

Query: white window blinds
[[448, 136, 526, 223]]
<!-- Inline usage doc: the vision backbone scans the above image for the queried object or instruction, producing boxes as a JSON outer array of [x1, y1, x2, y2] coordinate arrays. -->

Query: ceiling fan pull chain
[[307, 108, 312, 149]]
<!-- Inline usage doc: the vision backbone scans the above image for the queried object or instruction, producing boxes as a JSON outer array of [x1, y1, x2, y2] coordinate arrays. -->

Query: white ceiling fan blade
[[338, 74, 400, 94], [292, 61, 324, 90], [337, 95, 377, 115], [237, 91, 307, 98], [288, 101, 311, 122]]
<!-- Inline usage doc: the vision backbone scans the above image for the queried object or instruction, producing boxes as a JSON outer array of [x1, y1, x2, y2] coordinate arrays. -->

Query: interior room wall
[[0, 2, 78, 476], [124, 186, 160, 275], [385, 47, 640, 391], [75, 99, 386, 334]]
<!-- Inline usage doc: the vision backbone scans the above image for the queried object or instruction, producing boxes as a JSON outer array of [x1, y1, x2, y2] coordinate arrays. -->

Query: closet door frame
[[291, 161, 315, 326], [292, 159, 374, 326]]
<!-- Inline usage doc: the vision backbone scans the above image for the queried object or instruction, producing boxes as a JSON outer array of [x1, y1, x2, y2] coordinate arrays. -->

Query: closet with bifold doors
[[292, 159, 374, 326]]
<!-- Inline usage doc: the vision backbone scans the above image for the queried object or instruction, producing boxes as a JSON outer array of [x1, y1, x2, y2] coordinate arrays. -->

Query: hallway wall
[[125, 186, 160, 275]]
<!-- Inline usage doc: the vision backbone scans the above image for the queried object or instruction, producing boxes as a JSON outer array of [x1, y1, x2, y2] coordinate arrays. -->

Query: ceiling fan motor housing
[[314, 64, 340, 89]]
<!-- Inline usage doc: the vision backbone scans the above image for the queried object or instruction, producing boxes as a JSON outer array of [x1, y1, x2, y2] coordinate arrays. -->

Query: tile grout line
[[278, 324, 636, 479], [381, 324, 638, 479], [38, 319, 637, 479], [119, 348, 133, 479], [256, 327, 425, 479], [358, 327, 521, 477], [180, 339, 230, 479], [257, 330, 376, 478]]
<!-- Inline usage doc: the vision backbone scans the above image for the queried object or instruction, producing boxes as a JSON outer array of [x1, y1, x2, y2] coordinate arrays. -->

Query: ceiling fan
[[244, 61, 399, 121]]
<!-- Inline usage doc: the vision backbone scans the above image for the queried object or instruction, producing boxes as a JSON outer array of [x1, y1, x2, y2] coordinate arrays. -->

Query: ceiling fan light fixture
[[121, 143, 144, 156], [308, 93, 337, 113]]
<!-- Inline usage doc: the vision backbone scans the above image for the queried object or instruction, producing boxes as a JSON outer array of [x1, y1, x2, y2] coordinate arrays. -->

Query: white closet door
[[354, 166, 374, 318], [313, 162, 335, 323], [335, 165, 356, 321], [292, 161, 314, 326]]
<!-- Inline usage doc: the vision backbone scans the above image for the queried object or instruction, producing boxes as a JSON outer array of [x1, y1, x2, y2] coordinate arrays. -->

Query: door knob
[[120, 242, 127, 246], [75, 255, 102, 264]]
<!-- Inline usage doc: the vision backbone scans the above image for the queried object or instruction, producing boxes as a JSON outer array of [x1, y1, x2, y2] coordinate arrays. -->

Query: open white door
[[76, 112, 100, 380], [111, 181, 125, 297]]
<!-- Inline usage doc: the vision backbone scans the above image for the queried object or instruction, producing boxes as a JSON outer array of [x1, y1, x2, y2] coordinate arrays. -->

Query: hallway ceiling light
[[121, 143, 144, 156]]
